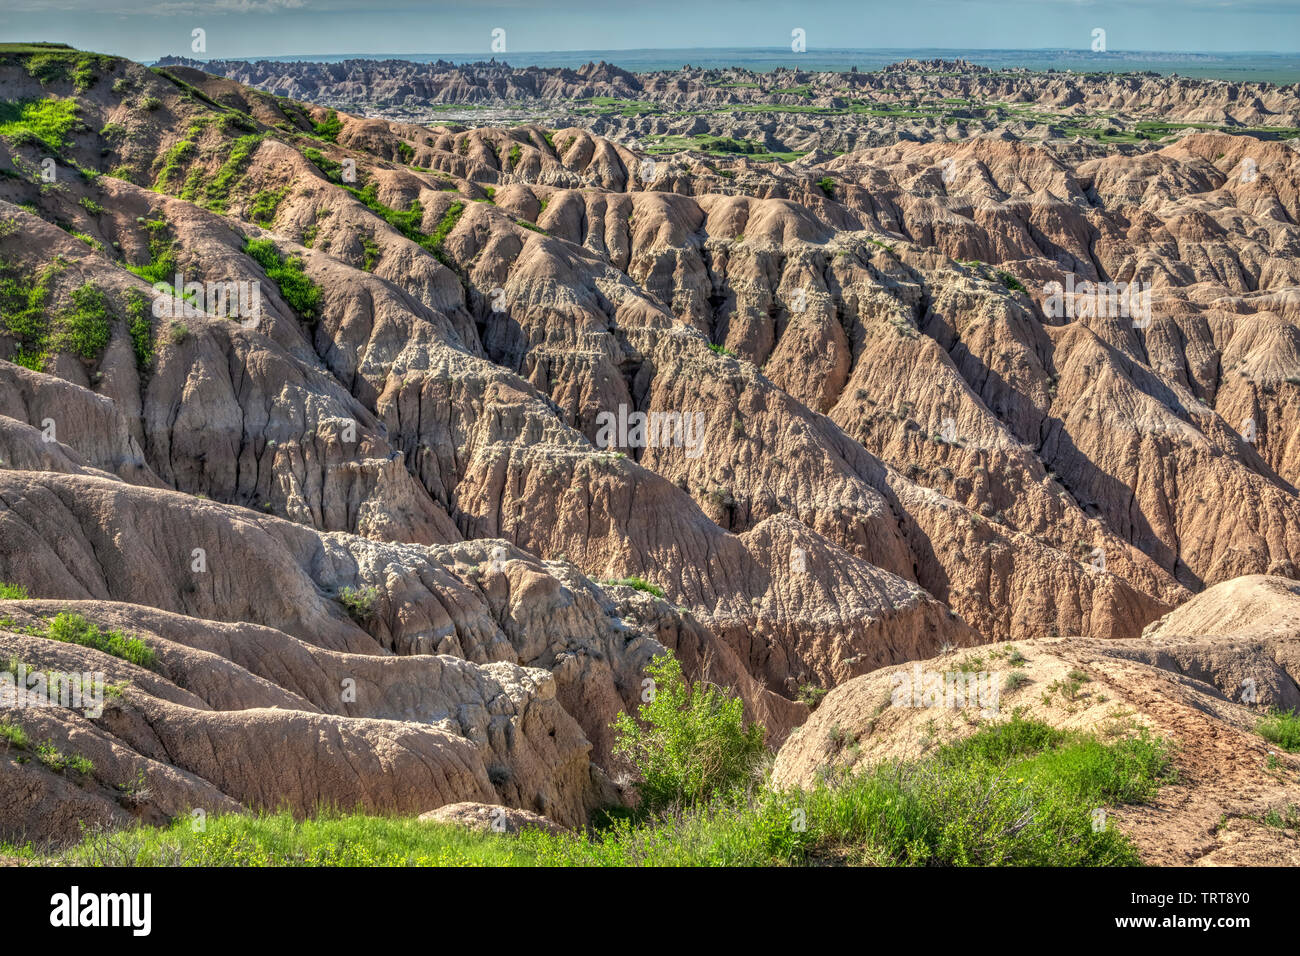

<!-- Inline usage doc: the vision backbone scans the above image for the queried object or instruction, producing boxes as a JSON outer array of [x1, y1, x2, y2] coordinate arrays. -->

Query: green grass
[[249, 186, 290, 226], [0, 259, 56, 369], [203, 134, 264, 213], [642, 133, 805, 162], [0, 719, 30, 751], [708, 342, 737, 358], [601, 576, 665, 598], [55, 283, 112, 359], [20, 49, 115, 92], [313, 110, 343, 142], [342, 182, 465, 265], [243, 238, 322, 322], [995, 269, 1027, 294], [153, 132, 198, 192], [125, 217, 179, 285], [43, 611, 156, 669], [33, 741, 94, 776], [302, 147, 342, 180], [1257, 709, 1300, 752], [0, 97, 79, 152], [343, 184, 465, 266], [0, 582, 29, 600], [25, 715, 1172, 867], [359, 235, 380, 271], [0, 263, 115, 367], [125, 288, 152, 374]]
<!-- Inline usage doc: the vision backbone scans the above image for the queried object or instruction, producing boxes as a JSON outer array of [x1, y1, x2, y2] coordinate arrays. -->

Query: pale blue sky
[[1, 0, 1297, 61]]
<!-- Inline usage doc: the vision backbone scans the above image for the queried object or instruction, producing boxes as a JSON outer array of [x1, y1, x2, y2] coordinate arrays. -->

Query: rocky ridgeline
[[155, 54, 1300, 157]]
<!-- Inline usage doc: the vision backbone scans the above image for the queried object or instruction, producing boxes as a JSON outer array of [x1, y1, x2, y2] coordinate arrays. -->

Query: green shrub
[[43, 611, 156, 669], [56, 282, 113, 359], [0, 719, 30, 751], [0, 582, 29, 600], [360, 235, 381, 271], [153, 135, 196, 192], [338, 585, 379, 622], [612, 652, 766, 813], [797, 684, 829, 710], [0, 267, 113, 365], [34, 740, 94, 775], [243, 238, 322, 322], [125, 217, 178, 285], [995, 269, 1027, 294], [344, 182, 463, 266], [816, 175, 835, 197], [26, 717, 1175, 868], [796, 716, 1171, 865], [1258, 709, 1300, 752]]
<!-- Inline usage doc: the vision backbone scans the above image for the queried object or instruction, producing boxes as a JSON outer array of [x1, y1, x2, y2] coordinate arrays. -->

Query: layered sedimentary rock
[[0, 48, 1298, 844]]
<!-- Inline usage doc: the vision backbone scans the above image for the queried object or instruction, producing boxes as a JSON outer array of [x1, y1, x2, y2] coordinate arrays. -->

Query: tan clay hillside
[[0, 46, 1298, 852], [773, 575, 1300, 865]]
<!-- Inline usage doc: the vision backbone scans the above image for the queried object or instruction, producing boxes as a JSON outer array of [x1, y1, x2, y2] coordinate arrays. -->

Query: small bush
[[302, 147, 342, 180], [797, 684, 829, 710], [56, 282, 113, 359], [0, 582, 30, 600], [339, 585, 379, 622], [0, 719, 30, 751], [612, 652, 766, 813], [995, 270, 1027, 294], [34, 740, 94, 775], [1258, 709, 1300, 752], [204, 134, 263, 212], [816, 176, 835, 197]]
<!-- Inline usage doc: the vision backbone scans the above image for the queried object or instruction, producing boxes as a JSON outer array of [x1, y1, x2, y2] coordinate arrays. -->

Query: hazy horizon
[[2, 0, 1298, 64]]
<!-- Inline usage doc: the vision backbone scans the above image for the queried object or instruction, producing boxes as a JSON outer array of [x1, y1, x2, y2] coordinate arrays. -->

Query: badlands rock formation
[[0, 46, 1298, 848], [159, 55, 1300, 155]]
